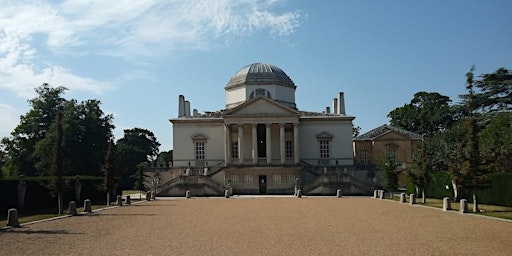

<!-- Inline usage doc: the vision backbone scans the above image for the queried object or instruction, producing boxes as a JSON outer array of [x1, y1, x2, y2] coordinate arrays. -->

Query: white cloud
[[0, 0, 303, 97], [0, 103, 19, 138]]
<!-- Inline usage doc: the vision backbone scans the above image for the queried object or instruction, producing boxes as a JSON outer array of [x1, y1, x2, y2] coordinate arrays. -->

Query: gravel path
[[1, 197, 511, 256]]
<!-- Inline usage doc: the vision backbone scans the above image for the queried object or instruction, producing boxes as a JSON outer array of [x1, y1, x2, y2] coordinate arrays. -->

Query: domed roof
[[225, 63, 296, 89]]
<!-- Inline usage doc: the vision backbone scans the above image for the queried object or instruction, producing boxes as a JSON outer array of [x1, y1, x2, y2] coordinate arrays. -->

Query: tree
[[132, 162, 149, 200], [379, 151, 399, 195], [41, 111, 66, 214], [461, 67, 512, 113], [1, 84, 67, 176], [409, 140, 430, 203], [101, 138, 123, 205], [156, 150, 173, 167], [117, 128, 160, 189], [479, 112, 512, 173], [388, 92, 454, 136]]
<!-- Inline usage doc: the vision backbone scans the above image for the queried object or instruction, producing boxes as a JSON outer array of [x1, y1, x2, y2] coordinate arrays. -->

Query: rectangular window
[[273, 175, 281, 184], [232, 141, 239, 159], [231, 175, 239, 184], [320, 140, 330, 159], [287, 175, 295, 184], [244, 175, 253, 183], [360, 149, 367, 164], [388, 147, 396, 162], [195, 141, 205, 160], [285, 140, 293, 158]]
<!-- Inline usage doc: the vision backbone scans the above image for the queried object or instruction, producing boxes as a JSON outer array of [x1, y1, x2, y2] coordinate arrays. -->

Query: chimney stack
[[333, 98, 338, 114], [337, 92, 345, 115], [178, 95, 185, 117], [185, 101, 191, 117]]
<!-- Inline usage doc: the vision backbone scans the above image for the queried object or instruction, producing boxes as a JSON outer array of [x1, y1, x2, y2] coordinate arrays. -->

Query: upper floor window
[[232, 141, 239, 159], [385, 143, 398, 162], [320, 140, 330, 159], [195, 141, 205, 160], [360, 149, 367, 164], [285, 140, 293, 158], [249, 88, 272, 99]]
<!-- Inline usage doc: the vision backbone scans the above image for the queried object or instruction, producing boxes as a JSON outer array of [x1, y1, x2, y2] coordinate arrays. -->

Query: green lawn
[[1, 193, 142, 227], [387, 196, 512, 220]]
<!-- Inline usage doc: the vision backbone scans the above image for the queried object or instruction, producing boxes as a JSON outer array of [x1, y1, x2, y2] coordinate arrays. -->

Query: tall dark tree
[[132, 162, 149, 200], [461, 67, 512, 113], [1, 84, 67, 176], [379, 151, 399, 195], [409, 140, 430, 203], [117, 128, 160, 189], [41, 111, 66, 214], [101, 138, 123, 205], [479, 112, 512, 173], [388, 92, 454, 136]]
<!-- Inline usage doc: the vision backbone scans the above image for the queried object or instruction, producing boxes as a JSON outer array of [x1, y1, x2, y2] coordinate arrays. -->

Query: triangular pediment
[[224, 96, 299, 116]]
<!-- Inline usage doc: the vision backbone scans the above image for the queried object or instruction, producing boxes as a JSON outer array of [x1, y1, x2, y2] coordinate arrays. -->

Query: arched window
[[249, 88, 272, 99]]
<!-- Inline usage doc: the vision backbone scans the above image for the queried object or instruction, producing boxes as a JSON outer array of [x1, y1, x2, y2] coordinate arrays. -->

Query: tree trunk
[[451, 180, 458, 202], [57, 193, 63, 214], [473, 191, 479, 212], [422, 189, 426, 204], [415, 185, 419, 197], [106, 192, 110, 206]]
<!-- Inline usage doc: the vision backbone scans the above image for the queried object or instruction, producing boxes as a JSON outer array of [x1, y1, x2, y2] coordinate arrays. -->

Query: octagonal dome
[[225, 63, 296, 90]]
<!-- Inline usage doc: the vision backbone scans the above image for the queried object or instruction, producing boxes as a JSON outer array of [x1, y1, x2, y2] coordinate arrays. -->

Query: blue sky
[[1, 0, 511, 151]]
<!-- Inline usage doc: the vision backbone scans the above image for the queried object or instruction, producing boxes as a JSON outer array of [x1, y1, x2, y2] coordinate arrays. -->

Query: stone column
[[238, 124, 244, 164], [409, 194, 417, 205], [266, 123, 272, 164], [252, 124, 258, 164], [337, 189, 342, 198], [460, 199, 468, 214], [293, 123, 300, 164], [84, 199, 92, 213], [400, 193, 406, 203], [68, 201, 78, 216], [373, 190, 378, 198], [280, 123, 286, 164], [116, 195, 123, 206], [443, 197, 452, 211], [224, 124, 230, 166], [7, 209, 20, 227], [186, 190, 191, 199]]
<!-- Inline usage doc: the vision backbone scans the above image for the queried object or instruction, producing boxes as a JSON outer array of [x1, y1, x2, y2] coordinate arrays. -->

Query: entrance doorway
[[259, 175, 267, 194], [257, 124, 266, 158]]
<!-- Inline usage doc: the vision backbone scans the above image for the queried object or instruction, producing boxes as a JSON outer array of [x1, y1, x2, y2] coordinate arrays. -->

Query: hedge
[[0, 176, 106, 216], [407, 172, 512, 207]]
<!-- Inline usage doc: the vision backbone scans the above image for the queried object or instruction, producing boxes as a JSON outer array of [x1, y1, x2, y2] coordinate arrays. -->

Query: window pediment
[[316, 131, 334, 140], [191, 133, 209, 141]]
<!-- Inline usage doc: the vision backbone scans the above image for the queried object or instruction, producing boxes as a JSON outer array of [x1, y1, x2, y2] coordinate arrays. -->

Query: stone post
[[7, 208, 20, 227], [84, 199, 92, 213], [186, 190, 191, 198], [336, 189, 342, 198], [400, 193, 406, 203], [68, 201, 78, 216], [373, 190, 378, 198], [379, 190, 384, 199], [151, 191, 156, 200], [225, 189, 230, 198], [460, 199, 468, 214], [116, 195, 123, 206], [442, 197, 452, 211], [146, 191, 151, 201], [409, 194, 416, 205], [125, 195, 131, 205], [297, 189, 302, 198]]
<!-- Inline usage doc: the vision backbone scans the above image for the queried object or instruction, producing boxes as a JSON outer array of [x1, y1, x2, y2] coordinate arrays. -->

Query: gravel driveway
[[1, 196, 511, 256]]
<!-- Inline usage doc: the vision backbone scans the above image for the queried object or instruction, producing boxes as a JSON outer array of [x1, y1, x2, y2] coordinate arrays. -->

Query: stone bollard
[[84, 199, 92, 213], [186, 190, 191, 199], [336, 189, 342, 198], [151, 191, 156, 200], [400, 193, 406, 203], [460, 199, 468, 214], [443, 197, 452, 211], [116, 195, 123, 206], [297, 189, 302, 198], [125, 195, 131, 205], [68, 201, 78, 216], [7, 208, 20, 227], [225, 189, 230, 198], [409, 194, 416, 205], [146, 191, 151, 201], [379, 190, 384, 199], [373, 190, 378, 198]]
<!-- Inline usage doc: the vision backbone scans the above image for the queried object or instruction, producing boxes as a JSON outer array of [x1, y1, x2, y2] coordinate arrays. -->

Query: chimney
[[337, 92, 345, 115], [178, 95, 185, 117], [193, 109, 198, 117], [326, 106, 330, 114], [185, 101, 191, 117], [333, 98, 338, 114]]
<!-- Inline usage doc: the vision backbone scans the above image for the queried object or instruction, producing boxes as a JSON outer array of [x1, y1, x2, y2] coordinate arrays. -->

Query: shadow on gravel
[[84, 213, 156, 217], [0, 228, 83, 235]]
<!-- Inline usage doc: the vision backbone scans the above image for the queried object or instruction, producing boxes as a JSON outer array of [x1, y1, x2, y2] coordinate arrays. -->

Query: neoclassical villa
[[151, 63, 374, 196]]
